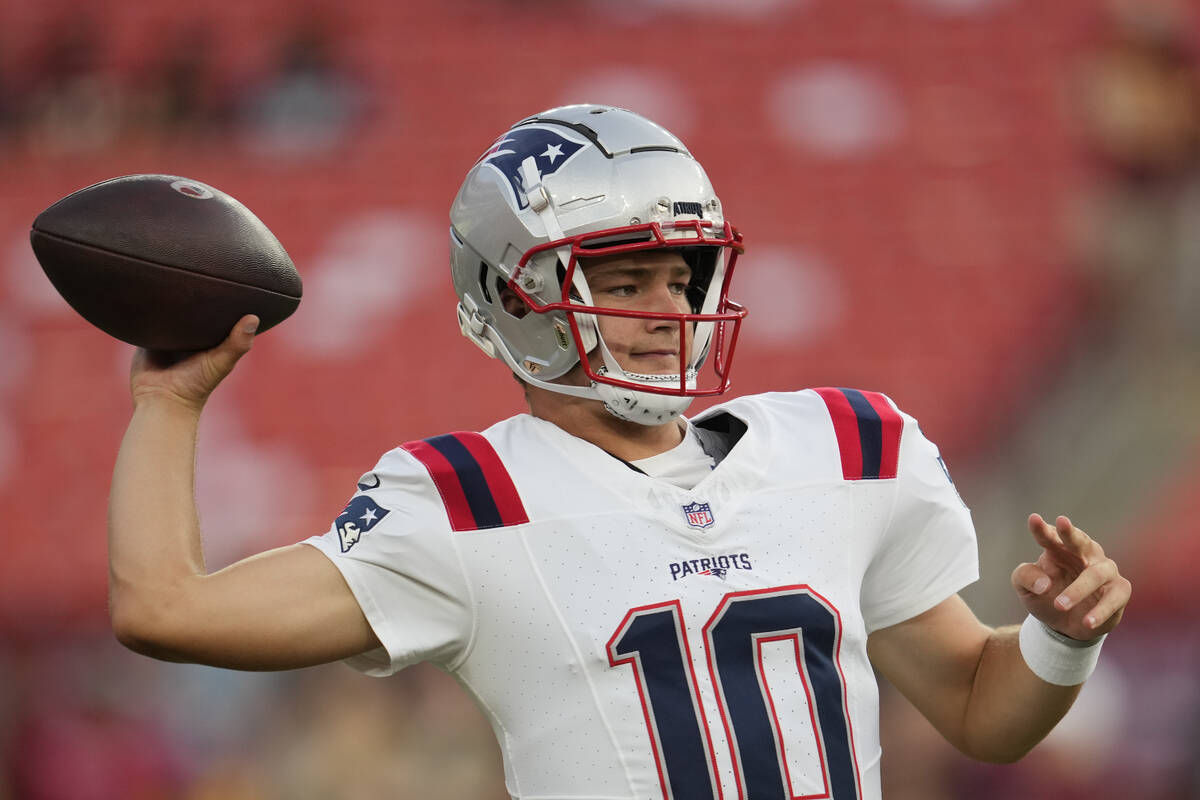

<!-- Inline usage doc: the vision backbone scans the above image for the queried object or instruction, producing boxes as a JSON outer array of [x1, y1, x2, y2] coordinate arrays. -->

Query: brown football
[[30, 174, 301, 351]]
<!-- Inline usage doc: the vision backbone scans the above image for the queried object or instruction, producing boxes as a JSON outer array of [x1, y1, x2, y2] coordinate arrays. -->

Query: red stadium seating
[[0, 0, 1104, 625]]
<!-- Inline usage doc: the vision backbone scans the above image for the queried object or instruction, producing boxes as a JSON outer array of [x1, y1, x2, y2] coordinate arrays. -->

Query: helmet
[[449, 104, 746, 424]]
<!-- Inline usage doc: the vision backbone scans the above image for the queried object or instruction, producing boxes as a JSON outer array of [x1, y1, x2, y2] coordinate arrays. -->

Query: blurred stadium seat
[[0, 0, 1095, 621]]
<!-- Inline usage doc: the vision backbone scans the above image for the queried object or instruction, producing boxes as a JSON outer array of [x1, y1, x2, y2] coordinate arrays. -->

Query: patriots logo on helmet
[[335, 495, 390, 553], [478, 126, 587, 210]]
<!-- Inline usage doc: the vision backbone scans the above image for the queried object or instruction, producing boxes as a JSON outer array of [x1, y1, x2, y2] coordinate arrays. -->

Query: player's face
[[580, 250, 694, 376]]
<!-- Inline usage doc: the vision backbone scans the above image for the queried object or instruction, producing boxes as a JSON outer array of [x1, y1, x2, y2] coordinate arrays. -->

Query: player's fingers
[[1057, 516, 1100, 557], [1012, 562, 1053, 596], [1029, 513, 1089, 573], [1035, 548, 1069, 577], [1028, 513, 1063, 549], [1051, 557, 1120, 612], [1081, 576, 1132, 633]]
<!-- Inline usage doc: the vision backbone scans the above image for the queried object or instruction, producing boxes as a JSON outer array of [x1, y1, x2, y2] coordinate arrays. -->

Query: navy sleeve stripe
[[840, 389, 884, 480], [814, 387, 903, 481], [403, 432, 528, 531]]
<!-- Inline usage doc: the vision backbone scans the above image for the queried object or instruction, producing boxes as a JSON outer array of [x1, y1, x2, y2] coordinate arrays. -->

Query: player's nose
[[641, 280, 686, 320]]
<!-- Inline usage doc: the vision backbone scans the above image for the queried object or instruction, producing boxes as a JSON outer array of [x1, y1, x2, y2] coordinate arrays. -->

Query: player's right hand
[[129, 315, 259, 412]]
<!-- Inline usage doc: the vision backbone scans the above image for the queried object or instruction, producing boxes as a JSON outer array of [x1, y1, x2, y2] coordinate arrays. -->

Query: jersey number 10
[[608, 585, 862, 800]]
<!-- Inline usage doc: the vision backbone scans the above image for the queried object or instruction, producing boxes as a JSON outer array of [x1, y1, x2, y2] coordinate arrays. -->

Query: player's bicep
[[114, 542, 379, 671], [866, 593, 991, 743]]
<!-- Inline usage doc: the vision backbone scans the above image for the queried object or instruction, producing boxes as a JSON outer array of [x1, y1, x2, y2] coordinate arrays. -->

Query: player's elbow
[[110, 592, 160, 656], [957, 734, 1039, 764], [111, 615, 157, 657], [109, 583, 189, 661]]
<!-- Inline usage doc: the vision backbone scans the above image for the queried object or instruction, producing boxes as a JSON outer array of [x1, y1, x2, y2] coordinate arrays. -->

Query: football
[[30, 174, 302, 351]]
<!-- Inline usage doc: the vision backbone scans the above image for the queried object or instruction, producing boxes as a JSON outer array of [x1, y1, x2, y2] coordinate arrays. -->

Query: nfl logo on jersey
[[681, 501, 715, 530]]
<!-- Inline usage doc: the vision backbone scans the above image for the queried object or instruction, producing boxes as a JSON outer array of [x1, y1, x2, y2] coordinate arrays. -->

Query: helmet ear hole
[[480, 262, 529, 318], [499, 284, 530, 319], [478, 263, 493, 304]]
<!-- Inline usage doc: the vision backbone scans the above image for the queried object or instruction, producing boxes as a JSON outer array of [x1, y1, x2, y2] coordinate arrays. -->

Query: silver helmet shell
[[450, 104, 745, 424]]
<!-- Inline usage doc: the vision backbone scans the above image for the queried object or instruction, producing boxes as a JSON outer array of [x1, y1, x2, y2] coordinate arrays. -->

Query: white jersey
[[305, 388, 978, 800]]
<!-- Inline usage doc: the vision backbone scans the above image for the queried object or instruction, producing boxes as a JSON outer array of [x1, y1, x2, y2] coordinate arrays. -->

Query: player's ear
[[499, 285, 529, 319]]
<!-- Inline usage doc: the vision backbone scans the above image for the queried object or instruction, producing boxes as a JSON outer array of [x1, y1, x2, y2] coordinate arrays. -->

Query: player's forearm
[[107, 395, 208, 650], [959, 625, 1082, 762]]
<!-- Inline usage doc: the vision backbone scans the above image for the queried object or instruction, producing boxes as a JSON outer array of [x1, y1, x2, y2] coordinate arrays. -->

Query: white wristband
[[1018, 614, 1106, 686]]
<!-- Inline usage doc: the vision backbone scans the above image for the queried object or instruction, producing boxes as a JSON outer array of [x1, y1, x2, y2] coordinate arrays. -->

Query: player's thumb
[[227, 314, 259, 358], [233, 314, 260, 350], [1011, 561, 1051, 598], [205, 315, 259, 380]]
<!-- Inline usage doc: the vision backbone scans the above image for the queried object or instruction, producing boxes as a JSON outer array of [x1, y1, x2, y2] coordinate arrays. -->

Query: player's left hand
[[1011, 513, 1131, 641]]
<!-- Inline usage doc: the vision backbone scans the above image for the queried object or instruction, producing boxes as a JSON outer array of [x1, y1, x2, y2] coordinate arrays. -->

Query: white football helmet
[[449, 104, 746, 424]]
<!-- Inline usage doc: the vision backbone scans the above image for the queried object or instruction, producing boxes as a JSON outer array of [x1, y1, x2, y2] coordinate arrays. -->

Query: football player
[[109, 105, 1131, 799]]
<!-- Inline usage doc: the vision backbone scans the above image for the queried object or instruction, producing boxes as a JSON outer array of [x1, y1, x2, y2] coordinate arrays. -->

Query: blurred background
[[0, 0, 1197, 796]]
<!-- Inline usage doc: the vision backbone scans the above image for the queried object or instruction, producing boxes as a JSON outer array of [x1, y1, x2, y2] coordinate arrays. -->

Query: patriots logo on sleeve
[[477, 126, 587, 210], [335, 495, 390, 553]]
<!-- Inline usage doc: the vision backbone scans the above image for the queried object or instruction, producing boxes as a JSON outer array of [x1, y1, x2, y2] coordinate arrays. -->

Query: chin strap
[[593, 366, 696, 425]]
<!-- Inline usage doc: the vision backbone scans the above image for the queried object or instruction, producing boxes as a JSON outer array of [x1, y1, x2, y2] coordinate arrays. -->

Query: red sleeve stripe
[[814, 388, 862, 481], [814, 388, 903, 480], [402, 432, 528, 531], [402, 439, 477, 532]]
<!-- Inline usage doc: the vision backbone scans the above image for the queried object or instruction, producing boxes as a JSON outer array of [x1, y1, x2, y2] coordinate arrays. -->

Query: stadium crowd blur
[[0, 0, 1197, 797]]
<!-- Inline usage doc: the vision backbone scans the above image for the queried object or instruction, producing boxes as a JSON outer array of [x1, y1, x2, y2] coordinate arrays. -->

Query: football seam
[[31, 228, 302, 299]]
